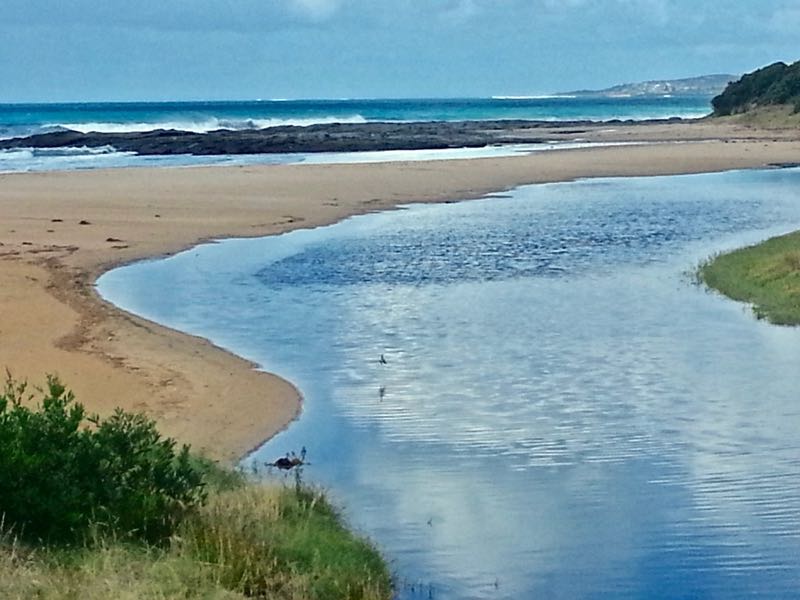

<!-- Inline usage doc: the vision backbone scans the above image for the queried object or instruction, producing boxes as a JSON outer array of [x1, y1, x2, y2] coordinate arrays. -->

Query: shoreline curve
[[2, 122, 799, 463]]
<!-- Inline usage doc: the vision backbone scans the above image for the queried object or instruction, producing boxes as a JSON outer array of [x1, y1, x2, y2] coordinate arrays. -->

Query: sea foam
[[0, 146, 136, 173]]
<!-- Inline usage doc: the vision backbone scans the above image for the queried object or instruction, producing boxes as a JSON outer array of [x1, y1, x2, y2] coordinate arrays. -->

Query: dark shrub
[[712, 60, 800, 116], [0, 376, 206, 545]]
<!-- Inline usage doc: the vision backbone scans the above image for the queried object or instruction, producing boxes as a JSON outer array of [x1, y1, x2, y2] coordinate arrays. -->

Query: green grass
[[0, 537, 243, 599], [1, 481, 392, 600], [698, 230, 800, 325], [181, 484, 391, 599]]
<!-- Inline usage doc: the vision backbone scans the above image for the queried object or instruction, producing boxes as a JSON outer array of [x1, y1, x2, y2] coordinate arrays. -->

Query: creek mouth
[[98, 168, 800, 599]]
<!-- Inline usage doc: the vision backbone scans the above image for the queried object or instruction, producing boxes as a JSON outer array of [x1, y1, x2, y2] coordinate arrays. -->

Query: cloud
[[2, 0, 346, 33], [290, 0, 343, 21], [439, 0, 480, 22], [424, 0, 678, 28], [1, 0, 796, 103], [0, 0, 783, 37]]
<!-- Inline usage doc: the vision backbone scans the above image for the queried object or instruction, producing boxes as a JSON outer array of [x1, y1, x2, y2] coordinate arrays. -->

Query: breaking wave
[[55, 115, 368, 135]]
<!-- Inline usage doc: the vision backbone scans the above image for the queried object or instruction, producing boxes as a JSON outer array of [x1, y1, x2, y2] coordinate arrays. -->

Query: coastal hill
[[565, 74, 735, 98], [712, 60, 800, 116]]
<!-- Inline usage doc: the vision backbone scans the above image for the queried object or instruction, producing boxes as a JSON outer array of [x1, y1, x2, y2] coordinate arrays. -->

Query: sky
[[0, 0, 797, 102]]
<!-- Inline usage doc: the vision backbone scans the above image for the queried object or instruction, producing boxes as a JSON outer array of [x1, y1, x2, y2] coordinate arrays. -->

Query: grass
[[698, 230, 800, 325], [181, 483, 390, 599], [0, 472, 392, 600], [0, 537, 242, 600], [713, 105, 800, 129]]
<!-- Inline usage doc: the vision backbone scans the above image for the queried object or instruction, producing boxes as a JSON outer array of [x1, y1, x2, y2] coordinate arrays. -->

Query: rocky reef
[[0, 118, 683, 156]]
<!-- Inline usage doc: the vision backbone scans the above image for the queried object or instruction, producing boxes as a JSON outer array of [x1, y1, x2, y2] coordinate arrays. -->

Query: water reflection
[[98, 169, 800, 599]]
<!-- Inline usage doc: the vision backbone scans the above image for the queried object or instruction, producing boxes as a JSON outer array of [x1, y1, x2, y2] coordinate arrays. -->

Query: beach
[[2, 120, 799, 463]]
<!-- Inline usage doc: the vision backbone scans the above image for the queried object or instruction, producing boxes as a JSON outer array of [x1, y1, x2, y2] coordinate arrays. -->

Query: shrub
[[0, 375, 206, 545], [712, 60, 800, 116]]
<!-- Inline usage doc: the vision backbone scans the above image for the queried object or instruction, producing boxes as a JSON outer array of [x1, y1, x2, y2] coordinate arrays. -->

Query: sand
[[1, 120, 799, 463]]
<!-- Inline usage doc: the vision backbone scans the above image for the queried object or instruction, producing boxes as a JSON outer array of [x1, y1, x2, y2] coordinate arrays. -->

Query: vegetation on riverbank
[[698, 230, 800, 325], [0, 376, 391, 599]]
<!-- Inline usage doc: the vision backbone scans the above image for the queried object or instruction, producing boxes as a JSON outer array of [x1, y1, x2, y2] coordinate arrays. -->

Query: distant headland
[[563, 74, 736, 98]]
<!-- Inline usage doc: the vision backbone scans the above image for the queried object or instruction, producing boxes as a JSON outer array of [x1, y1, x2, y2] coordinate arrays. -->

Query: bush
[[0, 376, 206, 545]]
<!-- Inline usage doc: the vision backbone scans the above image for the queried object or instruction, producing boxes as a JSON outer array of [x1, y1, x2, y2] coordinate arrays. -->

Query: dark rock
[[0, 117, 692, 158], [0, 119, 684, 157]]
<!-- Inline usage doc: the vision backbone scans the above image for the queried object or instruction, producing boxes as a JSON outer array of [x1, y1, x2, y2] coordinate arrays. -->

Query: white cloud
[[290, 0, 342, 21], [439, 0, 480, 23]]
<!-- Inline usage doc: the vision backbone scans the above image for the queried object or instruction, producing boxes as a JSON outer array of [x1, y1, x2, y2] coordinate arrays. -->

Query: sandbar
[[1, 120, 799, 462]]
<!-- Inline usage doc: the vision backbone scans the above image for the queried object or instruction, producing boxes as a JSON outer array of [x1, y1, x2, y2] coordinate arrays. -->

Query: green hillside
[[712, 60, 800, 116]]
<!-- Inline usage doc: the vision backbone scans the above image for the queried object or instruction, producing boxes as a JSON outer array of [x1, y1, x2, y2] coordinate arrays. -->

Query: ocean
[[0, 96, 712, 172]]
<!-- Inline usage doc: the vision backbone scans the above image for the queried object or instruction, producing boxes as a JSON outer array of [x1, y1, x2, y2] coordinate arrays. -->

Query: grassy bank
[[1, 484, 391, 600], [715, 105, 800, 129], [0, 377, 391, 600], [698, 230, 800, 325]]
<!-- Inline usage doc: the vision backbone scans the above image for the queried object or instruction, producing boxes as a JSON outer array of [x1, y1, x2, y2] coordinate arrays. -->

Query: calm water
[[0, 96, 710, 172], [98, 168, 800, 599]]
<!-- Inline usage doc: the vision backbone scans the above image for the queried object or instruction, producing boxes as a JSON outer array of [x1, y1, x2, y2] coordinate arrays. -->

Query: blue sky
[[1, 0, 797, 102]]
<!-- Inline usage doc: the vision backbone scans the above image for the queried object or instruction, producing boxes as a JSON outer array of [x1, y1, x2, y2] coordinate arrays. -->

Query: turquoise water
[[0, 96, 710, 172], [97, 168, 800, 599], [0, 97, 711, 139]]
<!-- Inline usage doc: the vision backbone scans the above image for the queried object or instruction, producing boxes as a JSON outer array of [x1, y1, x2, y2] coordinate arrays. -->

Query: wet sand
[[1, 121, 799, 463]]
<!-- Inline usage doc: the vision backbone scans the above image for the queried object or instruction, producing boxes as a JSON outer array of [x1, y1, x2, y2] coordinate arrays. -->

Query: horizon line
[[0, 93, 719, 106]]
